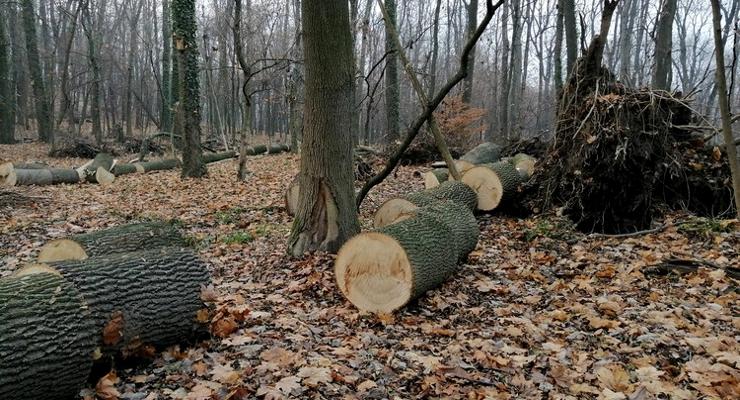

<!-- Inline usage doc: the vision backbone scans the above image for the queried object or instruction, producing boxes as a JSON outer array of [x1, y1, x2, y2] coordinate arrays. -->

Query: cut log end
[[461, 166, 504, 211], [335, 232, 413, 314], [373, 198, 419, 228], [424, 169, 449, 189], [95, 167, 116, 186], [14, 263, 62, 277], [37, 239, 89, 263], [0, 163, 17, 187]]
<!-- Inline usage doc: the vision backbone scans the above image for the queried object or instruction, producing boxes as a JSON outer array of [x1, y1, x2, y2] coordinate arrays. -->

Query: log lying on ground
[[112, 158, 181, 176], [336, 202, 478, 313], [246, 144, 268, 155], [18, 247, 211, 357], [202, 151, 237, 163], [461, 142, 502, 165], [38, 221, 186, 262], [461, 161, 522, 211], [268, 144, 290, 154], [424, 168, 449, 188], [510, 153, 536, 179], [374, 181, 477, 227], [0, 163, 82, 187], [0, 272, 96, 400]]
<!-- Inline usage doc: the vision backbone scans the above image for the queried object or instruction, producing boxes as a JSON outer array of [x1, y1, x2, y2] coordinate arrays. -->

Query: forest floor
[[1, 143, 738, 400]]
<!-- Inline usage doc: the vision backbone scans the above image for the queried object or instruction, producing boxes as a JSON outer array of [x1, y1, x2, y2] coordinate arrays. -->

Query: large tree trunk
[[20, 247, 210, 357], [82, 1, 103, 145], [563, 0, 578, 76], [288, 0, 360, 256], [0, 272, 96, 400], [383, 0, 400, 144], [652, 0, 677, 90], [21, 0, 53, 144], [161, 0, 173, 135], [0, 165, 81, 187], [37, 221, 186, 262], [335, 201, 479, 313], [173, 0, 206, 178]]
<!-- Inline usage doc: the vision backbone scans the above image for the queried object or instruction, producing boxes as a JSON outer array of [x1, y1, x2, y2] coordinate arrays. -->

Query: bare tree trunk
[[618, 0, 635, 83], [563, 0, 577, 76], [0, 8, 13, 144], [498, 3, 510, 138], [710, 0, 740, 216], [56, 1, 83, 132], [507, 0, 523, 138], [161, 0, 172, 135], [462, 0, 478, 103], [554, 0, 564, 94], [124, 0, 143, 142], [81, 0, 103, 144], [384, 0, 400, 144], [428, 0, 442, 97], [288, 0, 360, 256], [652, 0, 677, 90], [172, 0, 206, 178], [21, 0, 53, 144]]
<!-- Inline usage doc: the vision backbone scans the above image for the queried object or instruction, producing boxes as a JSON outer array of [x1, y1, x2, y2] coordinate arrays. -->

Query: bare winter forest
[[0, 0, 739, 399]]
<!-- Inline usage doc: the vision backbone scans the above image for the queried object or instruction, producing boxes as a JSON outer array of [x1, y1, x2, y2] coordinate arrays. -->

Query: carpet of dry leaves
[[1, 143, 738, 400]]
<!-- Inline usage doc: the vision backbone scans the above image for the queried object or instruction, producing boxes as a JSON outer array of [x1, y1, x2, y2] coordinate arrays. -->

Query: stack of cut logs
[[0, 145, 291, 188], [0, 222, 211, 400], [334, 143, 537, 314]]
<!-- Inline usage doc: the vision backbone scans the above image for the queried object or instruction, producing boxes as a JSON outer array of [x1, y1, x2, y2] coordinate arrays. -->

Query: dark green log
[[12, 168, 81, 186], [202, 150, 237, 163], [405, 180, 478, 212], [0, 272, 96, 400], [39, 248, 210, 356], [267, 144, 290, 154], [460, 142, 502, 165], [38, 221, 186, 262], [13, 163, 49, 169], [251, 144, 267, 155], [111, 163, 139, 176], [140, 158, 181, 172], [411, 200, 479, 260]]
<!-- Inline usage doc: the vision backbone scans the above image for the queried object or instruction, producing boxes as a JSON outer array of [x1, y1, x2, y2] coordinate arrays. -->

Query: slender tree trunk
[[507, 0, 523, 138], [384, 0, 400, 144], [8, 6, 24, 133], [498, 3, 510, 138], [172, 0, 206, 178], [563, 0, 577, 77], [462, 0, 478, 103], [652, 0, 677, 90], [554, 0, 564, 94], [162, 0, 172, 134], [82, 0, 102, 144], [288, 0, 303, 153], [288, 0, 360, 256], [0, 10, 14, 144], [710, 0, 740, 216], [124, 1, 142, 142], [21, 0, 53, 144], [56, 1, 83, 132], [428, 0, 442, 97], [619, 0, 635, 83]]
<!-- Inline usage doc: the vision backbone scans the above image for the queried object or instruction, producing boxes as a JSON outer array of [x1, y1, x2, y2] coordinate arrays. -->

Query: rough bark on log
[[202, 151, 237, 163], [19, 247, 210, 357], [251, 144, 268, 155], [336, 204, 467, 313], [401, 200, 479, 259], [37, 221, 186, 262], [1, 164, 82, 187], [462, 161, 522, 211], [460, 142, 502, 165], [374, 181, 477, 227], [113, 158, 181, 176], [267, 144, 290, 154], [0, 272, 96, 400]]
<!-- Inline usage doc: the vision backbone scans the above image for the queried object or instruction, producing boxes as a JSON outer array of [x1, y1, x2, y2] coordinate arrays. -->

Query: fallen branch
[[355, 0, 505, 209]]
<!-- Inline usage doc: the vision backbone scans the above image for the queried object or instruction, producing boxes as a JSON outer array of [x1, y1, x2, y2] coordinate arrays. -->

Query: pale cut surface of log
[[429, 160, 474, 174], [423, 168, 449, 189], [511, 153, 536, 179], [0, 272, 96, 400], [462, 161, 522, 211], [373, 198, 418, 227], [335, 211, 457, 313], [37, 221, 186, 262], [18, 247, 210, 356], [460, 142, 502, 165]]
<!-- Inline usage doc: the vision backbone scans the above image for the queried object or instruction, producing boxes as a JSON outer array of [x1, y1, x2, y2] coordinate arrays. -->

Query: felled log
[[510, 153, 536, 179], [247, 144, 268, 155], [267, 144, 290, 154], [37, 221, 186, 262], [335, 202, 478, 313], [423, 168, 449, 188], [0, 163, 82, 187], [202, 151, 237, 163], [0, 272, 96, 400], [78, 153, 116, 185], [112, 158, 181, 176], [18, 247, 210, 356], [285, 175, 300, 216], [461, 142, 502, 165], [461, 161, 522, 211], [374, 181, 477, 227]]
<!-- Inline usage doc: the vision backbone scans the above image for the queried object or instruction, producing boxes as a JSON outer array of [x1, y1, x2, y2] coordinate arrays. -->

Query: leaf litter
[[0, 143, 738, 399]]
